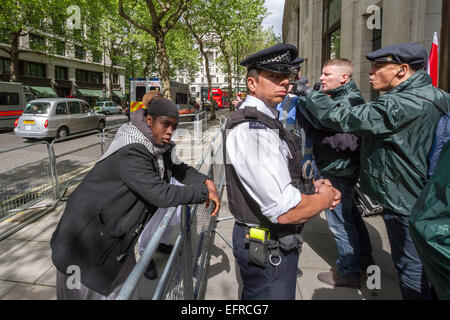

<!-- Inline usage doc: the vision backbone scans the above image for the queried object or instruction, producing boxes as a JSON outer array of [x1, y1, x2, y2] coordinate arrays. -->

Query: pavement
[[204, 189, 402, 300], [0, 187, 402, 300]]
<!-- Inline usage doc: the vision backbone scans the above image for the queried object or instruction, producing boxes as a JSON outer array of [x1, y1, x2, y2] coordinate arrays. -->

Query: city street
[[0, 114, 128, 172]]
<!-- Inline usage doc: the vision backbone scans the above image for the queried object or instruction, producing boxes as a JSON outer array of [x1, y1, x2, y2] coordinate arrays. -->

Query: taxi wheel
[[57, 127, 69, 139]]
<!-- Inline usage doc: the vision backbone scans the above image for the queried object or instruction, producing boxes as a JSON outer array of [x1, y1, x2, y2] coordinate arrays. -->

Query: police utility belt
[[241, 223, 304, 268]]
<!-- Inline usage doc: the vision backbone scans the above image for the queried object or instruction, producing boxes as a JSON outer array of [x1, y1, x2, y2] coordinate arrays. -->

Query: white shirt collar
[[239, 95, 278, 119]]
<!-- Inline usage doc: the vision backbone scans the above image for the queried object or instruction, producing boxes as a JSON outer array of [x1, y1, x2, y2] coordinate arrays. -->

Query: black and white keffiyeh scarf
[[98, 122, 172, 180]]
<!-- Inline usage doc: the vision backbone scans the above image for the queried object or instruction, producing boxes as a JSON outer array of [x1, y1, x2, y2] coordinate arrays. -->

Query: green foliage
[[166, 24, 199, 83]]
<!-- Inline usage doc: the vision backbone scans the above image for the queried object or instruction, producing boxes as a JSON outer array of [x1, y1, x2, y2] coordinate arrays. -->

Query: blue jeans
[[382, 209, 431, 300], [324, 176, 373, 278], [232, 223, 299, 300]]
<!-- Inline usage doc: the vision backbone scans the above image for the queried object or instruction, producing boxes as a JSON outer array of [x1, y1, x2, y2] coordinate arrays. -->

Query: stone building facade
[[282, 0, 448, 100], [0, 32, 126, 105]]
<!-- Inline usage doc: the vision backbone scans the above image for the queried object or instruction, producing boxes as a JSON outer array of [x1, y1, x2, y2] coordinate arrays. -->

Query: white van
[[0, 82, 27, 130]]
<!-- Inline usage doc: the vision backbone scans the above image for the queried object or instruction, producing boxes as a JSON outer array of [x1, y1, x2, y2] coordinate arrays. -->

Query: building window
[[90, 71, 102, 84], [0, 58, 11, 74], [191, 87, 196, 93], [75, 46, 86, 60], [76, 69, 88, 82], [55, 66, 68, 80], [24, 61, 46, 78], [51, 39, 65, 56], [76, 69, 103, 84], [0, 30, 8, 44], [92, 50, 102, 63], [322, 0, 341, 64], [29, 33, 46, 51], [113, 74, 119, 84]]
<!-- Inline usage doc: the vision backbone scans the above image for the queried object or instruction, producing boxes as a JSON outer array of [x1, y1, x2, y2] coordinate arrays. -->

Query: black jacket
[[50, 143, 208, 296]]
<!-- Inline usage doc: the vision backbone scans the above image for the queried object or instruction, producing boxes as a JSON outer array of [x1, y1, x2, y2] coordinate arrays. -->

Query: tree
[[165, 22, 199, 84], [207, 0, 267, 111], [81, 0, 132, 100], [118, 0, 192, 99], [0, 0, 71, 82], [184, 0, 218, 119]]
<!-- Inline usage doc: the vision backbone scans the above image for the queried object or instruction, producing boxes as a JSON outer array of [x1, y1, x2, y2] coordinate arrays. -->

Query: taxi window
[[68, 102, 81, 114], [24, 102, 51, 114], [82, 103, 91, 113], [56, 103, 67, 115]]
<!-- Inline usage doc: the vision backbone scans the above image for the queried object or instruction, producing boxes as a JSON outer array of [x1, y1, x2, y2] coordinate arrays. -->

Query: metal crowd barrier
[[0, 125, 120, 241], [0, 141, 57, 241], [172, 111, 207, 146], [117, 122, 226, 300]]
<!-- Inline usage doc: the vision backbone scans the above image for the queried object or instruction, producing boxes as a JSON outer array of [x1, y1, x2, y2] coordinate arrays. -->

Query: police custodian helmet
[[240, 44, 299, 74]]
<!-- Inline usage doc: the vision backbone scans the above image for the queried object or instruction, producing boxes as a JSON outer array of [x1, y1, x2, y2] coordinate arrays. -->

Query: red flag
[[427, 32, 439, 87]]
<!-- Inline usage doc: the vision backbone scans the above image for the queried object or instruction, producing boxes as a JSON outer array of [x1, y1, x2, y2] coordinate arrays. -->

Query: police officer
[[295, 42, 450, 300], [224, 44, 342, 300]]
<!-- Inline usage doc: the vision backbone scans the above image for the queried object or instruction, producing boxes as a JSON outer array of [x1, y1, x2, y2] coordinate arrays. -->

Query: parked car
[[94, 100, 122, 115], [14, 98, 106, 140]]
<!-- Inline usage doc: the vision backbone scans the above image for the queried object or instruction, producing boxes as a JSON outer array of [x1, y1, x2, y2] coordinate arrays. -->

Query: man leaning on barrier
[[224, 44, 342, 300], [50, 91, 220, 300]]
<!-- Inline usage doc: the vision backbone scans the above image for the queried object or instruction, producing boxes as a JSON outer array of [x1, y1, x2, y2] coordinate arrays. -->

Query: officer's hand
[[292, 81, 313, 96], [314, 179, 333, 193], [316, 184, 341, 210], [329, 187, 342, 210], [205, 179, 220, 216]]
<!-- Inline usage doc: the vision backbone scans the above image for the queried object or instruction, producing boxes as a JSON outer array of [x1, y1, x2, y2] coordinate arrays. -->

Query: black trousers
[[233, 223, 300, 300]]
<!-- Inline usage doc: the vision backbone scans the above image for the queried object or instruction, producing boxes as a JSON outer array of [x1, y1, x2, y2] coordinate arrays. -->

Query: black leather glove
[[292, 81, 313, 96]]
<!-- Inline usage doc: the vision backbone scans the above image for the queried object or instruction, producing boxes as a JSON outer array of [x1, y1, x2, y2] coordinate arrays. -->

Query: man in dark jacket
[[410, 140, 450, 300], [298, 58, 373, 289], [296, 43, 450, 299], [50, 95, 220, 299]]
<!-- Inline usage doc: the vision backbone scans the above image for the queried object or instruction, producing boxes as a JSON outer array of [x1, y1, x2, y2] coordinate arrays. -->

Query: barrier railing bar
[[152, 232, 184, 300], [194, 172, 227, 300], [0, 202, 57, 241], [181, 205, 194, 299], [116, 206, 179, 300]]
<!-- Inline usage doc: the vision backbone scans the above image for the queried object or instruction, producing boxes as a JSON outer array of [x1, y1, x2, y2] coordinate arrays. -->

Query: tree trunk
[[219, 41, 234, 112], [9, 32, 21, 82], [199, 43, 215, 120], [155, 34, 172, 100], [108, 67, 114, 101]]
